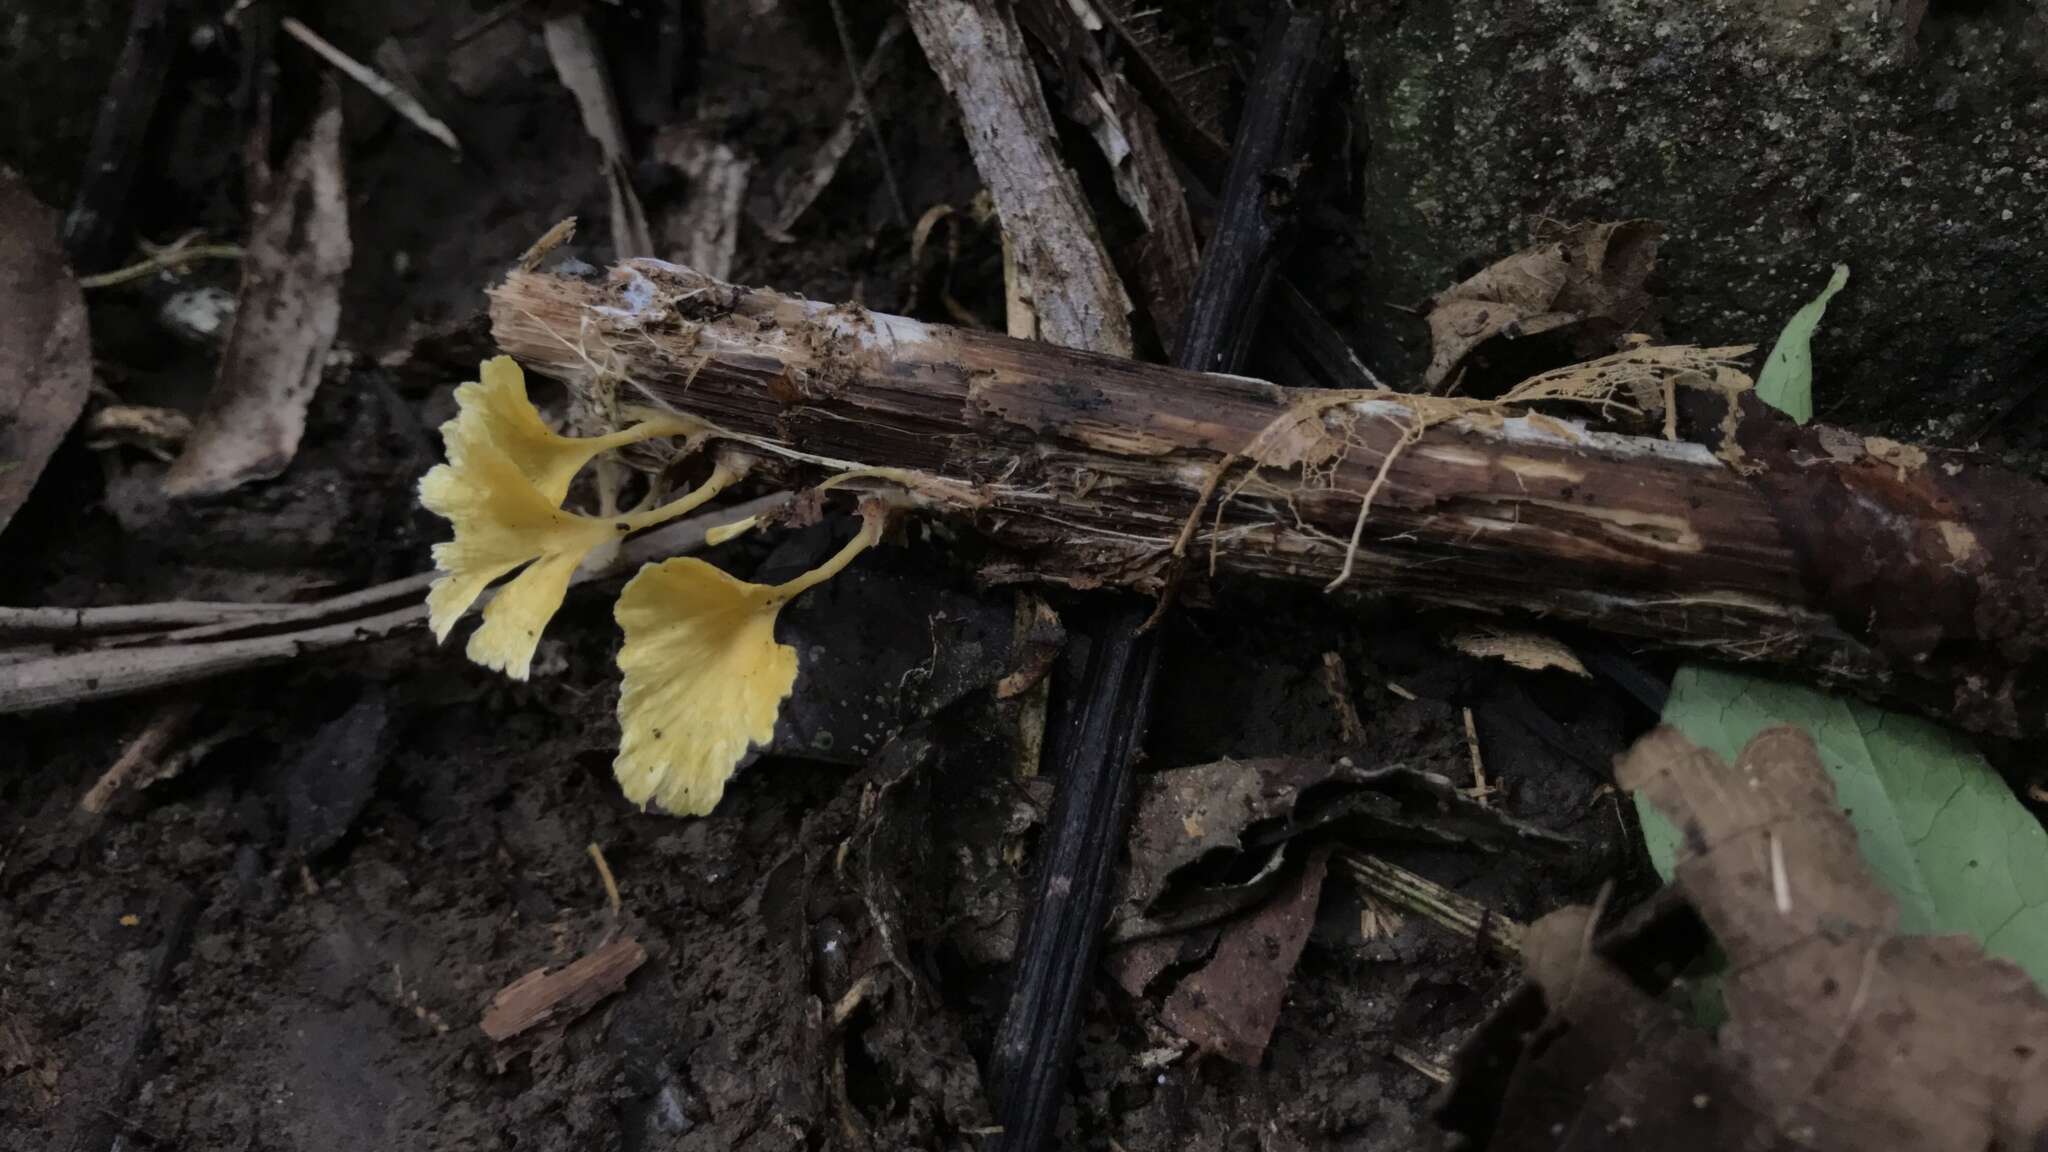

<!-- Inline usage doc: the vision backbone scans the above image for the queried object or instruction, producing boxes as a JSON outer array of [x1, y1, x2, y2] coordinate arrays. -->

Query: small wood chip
[[1463, 706, 1494, 807], [1450, 628, 1590, 677], [480, 937, 647, 1042]]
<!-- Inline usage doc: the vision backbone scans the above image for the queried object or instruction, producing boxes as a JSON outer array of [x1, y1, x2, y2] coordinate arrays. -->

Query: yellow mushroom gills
[[612, 504, 885, 816]]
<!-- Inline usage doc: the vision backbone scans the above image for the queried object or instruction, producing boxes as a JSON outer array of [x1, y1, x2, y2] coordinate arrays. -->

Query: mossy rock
[[1342, 0, 2048, 448]]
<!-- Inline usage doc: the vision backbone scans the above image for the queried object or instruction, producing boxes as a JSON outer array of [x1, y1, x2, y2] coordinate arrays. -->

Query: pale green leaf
[[1641, 664, 2048, 987], [1752, 263, 1848, 423]]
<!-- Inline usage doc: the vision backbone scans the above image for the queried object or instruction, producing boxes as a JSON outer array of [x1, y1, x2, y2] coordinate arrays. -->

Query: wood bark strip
[[479, 936, 647, 1041], [1016, 0, 1201, 351], [490, 259, 2048, 738], [902, 0, 1132, 355]]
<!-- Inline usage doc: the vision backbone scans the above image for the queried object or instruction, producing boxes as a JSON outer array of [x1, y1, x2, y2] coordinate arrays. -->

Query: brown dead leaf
[[1612, 726, 2048, 1150], [1479, 905, 1773, 1150], [1861, 434, 1928, 480], [1159, 847, 1330, 1065], [1118, 758, 1340, 920], [0, 170, 92, 533], [165, 83, 351, 497], [1120, 756, 1570, 931], [1425, 221, 1662, 390]]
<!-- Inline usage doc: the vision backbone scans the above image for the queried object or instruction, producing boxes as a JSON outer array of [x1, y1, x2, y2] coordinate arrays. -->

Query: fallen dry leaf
[[164, 83, 351, 497], [1618, 725, 2048, 1149], [1159, 847, 1330, 1065], [1118, 756, 1568, 935], [1464, 725, 2048, 1151], [0, 170, 92, 533], [1476, 904, 1772, 1150], [1425, 221, 1661, 390]]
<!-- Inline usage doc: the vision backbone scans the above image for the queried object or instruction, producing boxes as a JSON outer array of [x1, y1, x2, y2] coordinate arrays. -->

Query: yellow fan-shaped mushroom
[[419, 357, 734, 680], [614, 507, 884, 816], [452, 356, 696, 504]]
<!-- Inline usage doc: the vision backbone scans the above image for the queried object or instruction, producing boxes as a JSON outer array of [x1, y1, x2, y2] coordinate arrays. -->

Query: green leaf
[[1752, 263, 1849, 423], [1642, 665, 2048, 988]]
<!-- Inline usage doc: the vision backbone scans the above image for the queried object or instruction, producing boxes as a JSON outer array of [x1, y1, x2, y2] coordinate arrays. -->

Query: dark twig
[[1174, 10, 1329, 372], [986, 10, 1327, 1152], [64, 0, 185, 269]]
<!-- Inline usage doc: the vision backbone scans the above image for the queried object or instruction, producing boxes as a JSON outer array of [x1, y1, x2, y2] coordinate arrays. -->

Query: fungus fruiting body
[[613, 505, 884, 816], [418, 356, 885, 815], [420, 356, 734, 679]]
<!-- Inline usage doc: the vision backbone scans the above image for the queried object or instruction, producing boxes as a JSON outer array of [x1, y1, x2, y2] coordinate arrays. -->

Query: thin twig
[[1389, 1043, 1452, 1085], [588, 841, 622, 918], [0, 495, 785, 714], [78, 242, 245, 289], [79, 696, 201, 814], [1463, 706, 1493, 807], [0, 600, 302, 642], [280, 17, 462, 155], [824, 0, 909, 227]]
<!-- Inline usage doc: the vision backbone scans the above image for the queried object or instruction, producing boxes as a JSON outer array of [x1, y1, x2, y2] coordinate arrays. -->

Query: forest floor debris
[[2, 3, 2045, 1152]]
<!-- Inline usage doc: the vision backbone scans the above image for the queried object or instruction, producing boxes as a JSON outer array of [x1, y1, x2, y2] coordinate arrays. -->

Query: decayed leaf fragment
[[1648, 666, 2048, 981], [419, 357, 727, 679], [1425, 220, 1661, 390], [614, 503, 885, 816], [1613, 725, 2048, 1150], [164, 84, 352, 497], [0, 170, 93, 534]]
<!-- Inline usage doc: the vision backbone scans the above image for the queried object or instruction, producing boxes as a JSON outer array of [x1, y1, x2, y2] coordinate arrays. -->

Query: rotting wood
[[901, 0, 1133, 355], [1017, 0, 1201, 350], [479, 936, 647, 1041], [492, 259, 2048, 739]]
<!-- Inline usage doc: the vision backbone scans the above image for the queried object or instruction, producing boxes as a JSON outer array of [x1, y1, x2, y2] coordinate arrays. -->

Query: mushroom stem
[[615, 463, 737, 533], [773, 511, 883, 601]]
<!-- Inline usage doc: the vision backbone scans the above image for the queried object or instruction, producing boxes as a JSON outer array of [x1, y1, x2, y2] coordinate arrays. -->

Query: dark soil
[[1, 1, 1963, 1150]]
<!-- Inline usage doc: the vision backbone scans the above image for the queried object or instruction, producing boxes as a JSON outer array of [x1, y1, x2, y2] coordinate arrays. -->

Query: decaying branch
[[901, 0, 1132, 355], [491, 259, 2048, 738]]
